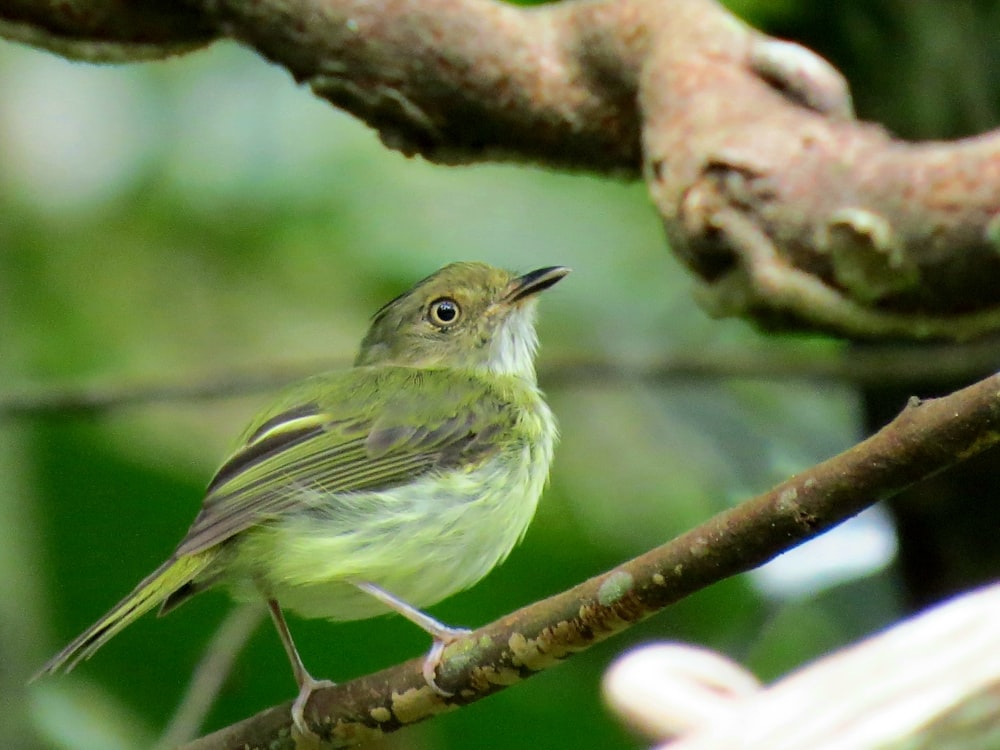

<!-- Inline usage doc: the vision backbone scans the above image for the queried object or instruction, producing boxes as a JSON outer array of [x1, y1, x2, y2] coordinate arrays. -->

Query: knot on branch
[[821, 208, 919, 303], [748, 38, 854, 119], [655, 127, 1000, 340]]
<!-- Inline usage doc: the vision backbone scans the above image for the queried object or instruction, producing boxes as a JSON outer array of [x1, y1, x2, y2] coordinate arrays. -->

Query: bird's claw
[[422, 627, 472, 697], [291, 675, 337, 736]]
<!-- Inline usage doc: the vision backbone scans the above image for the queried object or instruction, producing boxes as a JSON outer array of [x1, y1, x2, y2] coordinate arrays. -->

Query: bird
[[35, 261, 569, 734]]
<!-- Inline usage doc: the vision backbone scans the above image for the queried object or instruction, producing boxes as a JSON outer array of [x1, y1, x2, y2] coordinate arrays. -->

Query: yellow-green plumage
[[43, 554, 214, 673], [36, 262, 567, 730], [184, 366, 554, 620]]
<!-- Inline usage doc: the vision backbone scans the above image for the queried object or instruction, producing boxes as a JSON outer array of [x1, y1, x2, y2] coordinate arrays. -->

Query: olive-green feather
[[173, 366, 519, 558], [33, 552, 214, 677]]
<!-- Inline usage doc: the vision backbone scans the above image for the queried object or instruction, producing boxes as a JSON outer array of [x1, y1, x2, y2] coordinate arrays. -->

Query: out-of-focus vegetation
[[3, 1, 997, 748]]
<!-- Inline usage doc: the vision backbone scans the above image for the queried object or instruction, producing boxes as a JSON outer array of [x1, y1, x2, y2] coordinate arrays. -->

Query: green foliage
[[5, 0, 976, 742]]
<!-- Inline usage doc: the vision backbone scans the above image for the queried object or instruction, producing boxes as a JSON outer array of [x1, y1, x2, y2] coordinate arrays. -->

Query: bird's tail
[[33, 552, 214, 679]]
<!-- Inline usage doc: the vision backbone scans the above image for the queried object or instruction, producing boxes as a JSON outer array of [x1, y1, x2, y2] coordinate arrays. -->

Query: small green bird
[[36, 261, 568, 733]]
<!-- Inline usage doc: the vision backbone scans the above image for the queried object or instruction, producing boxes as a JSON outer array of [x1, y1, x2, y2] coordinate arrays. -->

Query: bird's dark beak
[[504, 266, 571, 304]]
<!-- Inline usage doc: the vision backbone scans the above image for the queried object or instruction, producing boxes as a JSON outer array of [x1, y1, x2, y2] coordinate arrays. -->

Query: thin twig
[[154, 605, 264, 749], [181, 371, 1000, 749], [3, 341, 999, 419], [0, 360, 341, 418]]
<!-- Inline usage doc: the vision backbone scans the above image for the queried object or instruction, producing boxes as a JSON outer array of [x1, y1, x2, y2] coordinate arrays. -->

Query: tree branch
[[0, 0, 211, 60], [177, 371, 1000, 748], [155, 606, 265, 748], [4, 341, 999, 418], [4, 0, 1000, 338]]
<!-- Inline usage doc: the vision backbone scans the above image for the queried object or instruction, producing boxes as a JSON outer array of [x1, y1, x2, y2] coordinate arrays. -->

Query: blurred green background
[[3, 1, 998, 748]]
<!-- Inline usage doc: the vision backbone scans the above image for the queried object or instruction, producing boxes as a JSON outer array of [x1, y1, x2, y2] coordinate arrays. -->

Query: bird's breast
[[229, 396, 556, 622]]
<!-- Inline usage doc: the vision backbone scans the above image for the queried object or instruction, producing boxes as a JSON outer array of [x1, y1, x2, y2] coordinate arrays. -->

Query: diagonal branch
[[179, 371, 1000, 749]]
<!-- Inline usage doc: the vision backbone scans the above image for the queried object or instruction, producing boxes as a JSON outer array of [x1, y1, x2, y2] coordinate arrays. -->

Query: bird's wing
[[174, 367, 516, 557]]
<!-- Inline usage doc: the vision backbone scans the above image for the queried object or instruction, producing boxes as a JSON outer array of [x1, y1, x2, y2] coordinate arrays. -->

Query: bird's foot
[[291, 674, 337, 736], [422, 626, 472, 697]]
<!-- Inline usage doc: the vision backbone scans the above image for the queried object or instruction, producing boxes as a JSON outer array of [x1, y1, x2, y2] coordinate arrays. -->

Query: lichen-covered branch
[[3, 0, 1000, 339], [176, 371, 1000, 748]]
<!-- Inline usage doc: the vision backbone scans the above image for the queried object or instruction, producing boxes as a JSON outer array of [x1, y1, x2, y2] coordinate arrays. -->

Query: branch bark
[[175, 371, 1000, 748], [0, 0, 211, 60], [3, 0, 1000, 339]]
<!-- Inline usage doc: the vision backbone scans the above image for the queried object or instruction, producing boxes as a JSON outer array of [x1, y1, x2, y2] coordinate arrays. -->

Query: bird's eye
[[428, 297, 461, 327]]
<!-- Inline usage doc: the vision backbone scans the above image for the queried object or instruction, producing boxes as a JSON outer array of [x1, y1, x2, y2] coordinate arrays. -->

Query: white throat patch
[[487, 303, 540, 381]]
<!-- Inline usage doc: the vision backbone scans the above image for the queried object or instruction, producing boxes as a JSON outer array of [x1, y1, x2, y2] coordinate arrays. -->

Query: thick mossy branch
[[178, 371, 1000, 748], [3, 0, 1000, 337]]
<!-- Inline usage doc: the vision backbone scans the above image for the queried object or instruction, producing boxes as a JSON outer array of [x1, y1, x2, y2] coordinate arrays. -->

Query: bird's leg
[[266, 599, 335, 735], [353, 581, 471, 696]]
